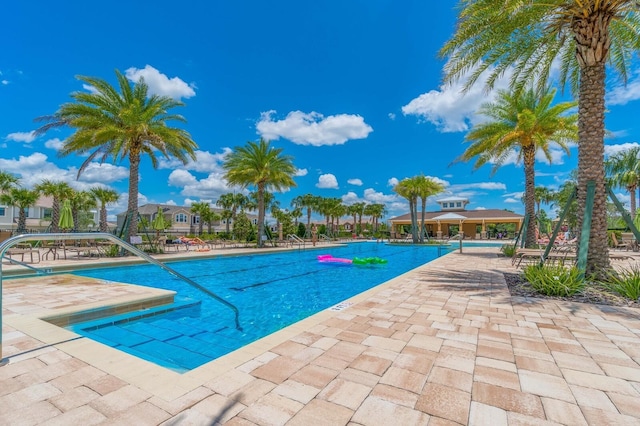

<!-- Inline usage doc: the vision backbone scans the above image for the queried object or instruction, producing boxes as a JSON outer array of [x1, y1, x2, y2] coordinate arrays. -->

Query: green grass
[[600, 265, 640, 301]]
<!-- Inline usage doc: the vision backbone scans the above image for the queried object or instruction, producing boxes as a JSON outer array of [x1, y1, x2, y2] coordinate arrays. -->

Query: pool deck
[[1, 245, 640, 425]]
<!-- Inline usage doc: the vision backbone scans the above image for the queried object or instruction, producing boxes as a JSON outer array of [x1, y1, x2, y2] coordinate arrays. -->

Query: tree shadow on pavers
[[161, 394, 244, 425], [509, 293, 640, 320], [411, 268, 504, 298]]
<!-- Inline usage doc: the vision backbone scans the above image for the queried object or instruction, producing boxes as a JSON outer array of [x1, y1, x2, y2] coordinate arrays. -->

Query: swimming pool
[[69, 243, 454, 372]]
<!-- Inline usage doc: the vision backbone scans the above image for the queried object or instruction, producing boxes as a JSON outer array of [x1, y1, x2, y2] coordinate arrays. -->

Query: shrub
[[600, 265, 640, 301], [522, 263, 585, 297], [500, 244, 516, 257]]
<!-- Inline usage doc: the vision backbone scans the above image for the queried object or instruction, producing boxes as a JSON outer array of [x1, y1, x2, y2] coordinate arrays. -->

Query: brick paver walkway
[[1, 247, 639, 425]]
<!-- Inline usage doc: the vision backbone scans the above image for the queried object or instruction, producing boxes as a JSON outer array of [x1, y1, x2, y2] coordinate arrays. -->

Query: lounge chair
[[6, 243, 41, 264], [610, 232, 629, 250]]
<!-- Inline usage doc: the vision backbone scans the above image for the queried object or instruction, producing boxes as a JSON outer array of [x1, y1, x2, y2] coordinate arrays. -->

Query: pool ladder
[[0, 232, 243, 367]]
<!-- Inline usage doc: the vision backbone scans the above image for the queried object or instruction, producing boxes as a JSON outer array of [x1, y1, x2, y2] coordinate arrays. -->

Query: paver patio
[[1, 246, 639, 425]]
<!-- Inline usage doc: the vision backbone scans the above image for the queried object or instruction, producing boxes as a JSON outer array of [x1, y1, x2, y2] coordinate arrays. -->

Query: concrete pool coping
[[2, 245, 433, 401], [2, 245, 640, 425]]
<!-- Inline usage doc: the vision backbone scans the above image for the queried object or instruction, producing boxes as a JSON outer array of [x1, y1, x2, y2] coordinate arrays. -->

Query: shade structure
[[58, 200, 74, 231], [152, 207, 167, 236]]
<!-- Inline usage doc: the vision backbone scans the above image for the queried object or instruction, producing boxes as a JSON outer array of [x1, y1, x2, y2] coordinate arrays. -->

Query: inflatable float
[[317, 254, 353, 264], [352, 257, 388, 266]]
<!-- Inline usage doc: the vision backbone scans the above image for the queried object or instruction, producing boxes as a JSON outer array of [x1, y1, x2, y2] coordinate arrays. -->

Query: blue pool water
[[70, 243, 455, 372]]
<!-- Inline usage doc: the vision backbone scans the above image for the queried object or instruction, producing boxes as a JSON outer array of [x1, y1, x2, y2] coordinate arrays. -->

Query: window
[[175, 213, 187, 223], [456, 202, 462, 208], [449, 203, 455, 208], [192, 216, 200, 225], [0, 207, 5, 216], [252, 219, 258, 225]]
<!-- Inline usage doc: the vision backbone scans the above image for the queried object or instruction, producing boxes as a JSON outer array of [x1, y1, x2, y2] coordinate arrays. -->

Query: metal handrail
[[0, 232, 242, 367]]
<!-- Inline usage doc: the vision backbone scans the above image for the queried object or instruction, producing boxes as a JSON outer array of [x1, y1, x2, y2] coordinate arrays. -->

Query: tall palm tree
[[0, 171, 19, 192], [291, 193, 319, 237], [534, 186, 554, 217], [190, 201, 211, 236], [453, 87, 577, 248], [414, 175, 445, 242], [0, 188, 40, 234], [216, 192, 249, 233], [222, 139, 297, 247], [441, 0, 640, 272], [35, 180, 74, 233], [606, 146, 640, 218], [89, 187, 119, 232], [200, 208, 221, 235], [36, 69, 198, 240], [365, 203, 386, 232], [394, 179, 419, 242], [350, 202, 367, 236]]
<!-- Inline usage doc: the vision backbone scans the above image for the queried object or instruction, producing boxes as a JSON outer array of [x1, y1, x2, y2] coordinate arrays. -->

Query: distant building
[[388, 197, 524, 239], [115, 203, 258, 235], [0, 195, 99, 233]]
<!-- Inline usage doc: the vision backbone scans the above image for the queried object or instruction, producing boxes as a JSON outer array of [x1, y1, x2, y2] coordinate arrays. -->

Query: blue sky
[[2, 1, 640, 223]]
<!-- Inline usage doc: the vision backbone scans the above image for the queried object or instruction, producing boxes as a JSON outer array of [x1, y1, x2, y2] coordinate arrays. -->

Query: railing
[[319, 234, 330, 242], [287, 234, 305, 248], [0, 232, 242, 367]]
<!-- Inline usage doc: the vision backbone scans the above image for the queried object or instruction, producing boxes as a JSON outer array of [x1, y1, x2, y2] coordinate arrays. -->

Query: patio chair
[[610, 232, 630, 251], [6, 243, 41, 264]]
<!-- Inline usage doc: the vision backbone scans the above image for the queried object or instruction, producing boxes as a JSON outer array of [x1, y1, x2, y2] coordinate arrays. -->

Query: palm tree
[[35, 180, 74, 233], [291, 194, 319, 237], [394, 179, 419, 242], [222, 139, 297, 248], [441, 1, 640, 272], [89, 187, 119, 232], [200, 208, 221, 235], [350, 202, 367, 236], [70, 190, 97, 232], [36, 69, 198, 240], [534, 186, 554, 217], [216, 193, 248, 234], [414, 175, 445, 242], [190, 201, 211, 236], [0, 171, 19, 192], [453, 87, 577, 248], [0, 188, 40, 234], [606, 146, 640, 218], [365, 203, 386, 233]]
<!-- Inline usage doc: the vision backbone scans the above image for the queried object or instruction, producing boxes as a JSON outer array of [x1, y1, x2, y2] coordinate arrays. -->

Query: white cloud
[[167, 169, 239, 199], [474, 206, 487, 210], [402, 65, 512, 133], [363, 188, 397, 204], [256, 110, 373, 146], [388, 113, 396, 120], [387, 177, 399, 187], [347, 178, 363, 186], [44, 138, 64, 151], [6, 131, 37, 143], [341, 191, 360, 205], [76, 163, 129, 183], [295, 168, 308, 177], [605, 142, 640, 157], [606, 73, 640, 106], [158, 148, 231, 173], [1, 80, 8, 85], [165, 199, 177, 206], [504, 198, 521, 204], [316, 173, 339, 189], [125, 65, 196, 100]]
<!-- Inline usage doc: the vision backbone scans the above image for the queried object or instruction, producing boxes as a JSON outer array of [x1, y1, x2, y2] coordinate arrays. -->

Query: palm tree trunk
[[420, 199, 427, 243], [18, 208, 27, 233], [52, 197, 60, 233], [257, 184, 265, 247], [629, 185, 636, 219], [523, 147, 537, 248], [100, 205, 108, 232], [126, 154, 141, 240], [576, 64, 610, 273]]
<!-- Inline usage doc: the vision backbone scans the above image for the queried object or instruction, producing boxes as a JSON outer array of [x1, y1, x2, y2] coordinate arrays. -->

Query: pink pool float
[[317, 254, 353, 265]]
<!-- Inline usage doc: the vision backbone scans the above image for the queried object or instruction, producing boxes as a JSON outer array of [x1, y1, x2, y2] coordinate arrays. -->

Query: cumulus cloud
[[402, 65, 512, 133], [363, 188, 397, 204], [504, 198, 521, 204], [316, 173, 339, 189], [474, 206, 487, 210], [6, 131, 37, 143], [2, 80, 8, 85], [0, 152, 126, 190], [167, 169, 240, 199], [256, 110, 373, 146], [347, 178, 363, 186], [158, 149, 231, 173], [387, 177, 399, 187], [605, 142, 640, 157], [606, 72, 640, 106], [44, 138, 64, 151], [125, 65, 196, 100], [341, 191, 360, 205], [388, 113, 396, 120], [295, 168, 308, 177]]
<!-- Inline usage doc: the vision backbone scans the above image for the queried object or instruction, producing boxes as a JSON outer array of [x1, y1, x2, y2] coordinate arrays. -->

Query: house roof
[[389, 209, 523, 222]]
